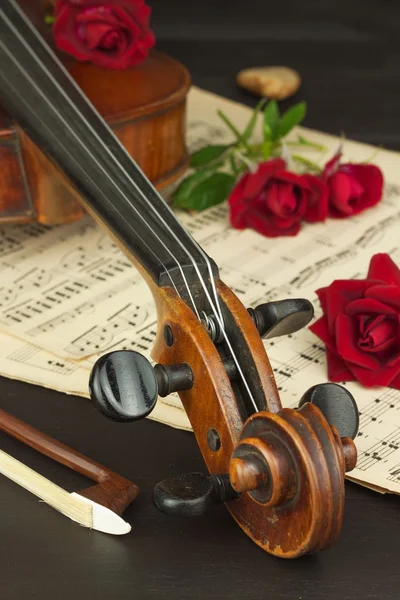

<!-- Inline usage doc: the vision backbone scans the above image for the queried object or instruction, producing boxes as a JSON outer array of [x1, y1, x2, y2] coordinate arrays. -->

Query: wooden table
[[1, 1, 400, 598]]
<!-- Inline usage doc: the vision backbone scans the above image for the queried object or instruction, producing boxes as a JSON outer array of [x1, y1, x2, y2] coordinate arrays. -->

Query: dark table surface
[[1, 1, 400, 599]]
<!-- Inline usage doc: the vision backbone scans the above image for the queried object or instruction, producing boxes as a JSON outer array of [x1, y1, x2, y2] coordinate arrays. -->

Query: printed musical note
[[62, 302, 153, 357], [357, 431, 400, 471], [0, 86, 400, 493], [388, 463, 400, 483], [7, 342, 80, 376]]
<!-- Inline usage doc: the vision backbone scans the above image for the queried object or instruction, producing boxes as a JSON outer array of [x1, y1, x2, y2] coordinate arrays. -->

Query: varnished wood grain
[[0, 141, 34, 221]]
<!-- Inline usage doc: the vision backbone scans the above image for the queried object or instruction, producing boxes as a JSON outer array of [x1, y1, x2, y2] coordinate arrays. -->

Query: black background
[[1, 1, 400, 598]]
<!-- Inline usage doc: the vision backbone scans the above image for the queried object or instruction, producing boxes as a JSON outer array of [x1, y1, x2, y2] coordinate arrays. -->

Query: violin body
[[0, 0, 359, 559], [0, 0, 190, 225]]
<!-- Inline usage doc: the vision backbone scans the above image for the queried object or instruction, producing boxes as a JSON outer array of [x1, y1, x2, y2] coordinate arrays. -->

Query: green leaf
[[172, 171, 236, 211], [264, 101, 280, 141], [190, 144, 231, 168], [278, 102, 307, 138], [242, 99, 267, 142], [173, 170, 214, 207]]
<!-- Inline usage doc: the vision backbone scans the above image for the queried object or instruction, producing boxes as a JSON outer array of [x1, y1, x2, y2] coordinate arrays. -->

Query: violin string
[[0, 43, 183, 303], [0, 11, 201, 318], [0, 2, 258, 412], [4, 0, 223, 327]]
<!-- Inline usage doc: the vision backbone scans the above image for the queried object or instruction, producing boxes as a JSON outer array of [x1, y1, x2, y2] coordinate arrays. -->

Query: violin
[[0, 0, 359, 558], [0, 1, 190, 225]]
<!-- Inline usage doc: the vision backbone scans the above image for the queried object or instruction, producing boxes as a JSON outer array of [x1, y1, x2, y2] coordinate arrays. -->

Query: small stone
[[236, 66, 301, 101]]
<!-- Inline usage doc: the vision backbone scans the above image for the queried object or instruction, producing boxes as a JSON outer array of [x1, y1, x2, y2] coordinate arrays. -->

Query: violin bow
[[0, 0, 359, 557], [0, 407, 138, 534]]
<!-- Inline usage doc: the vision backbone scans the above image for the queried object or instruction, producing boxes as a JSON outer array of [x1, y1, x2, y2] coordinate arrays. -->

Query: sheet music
[[1, 86, 400, 494]]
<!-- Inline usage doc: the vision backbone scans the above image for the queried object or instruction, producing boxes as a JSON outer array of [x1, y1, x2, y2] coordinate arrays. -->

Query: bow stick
[[0, 0, 359, 557], [0, 407, 138, 535]]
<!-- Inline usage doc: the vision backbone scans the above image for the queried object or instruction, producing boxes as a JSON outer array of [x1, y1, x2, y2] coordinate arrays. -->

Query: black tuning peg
[[89, 350, 193, 423], [153, 472, 238, 517], [298, 383, 359, 440], [248, 298, 314, 340]]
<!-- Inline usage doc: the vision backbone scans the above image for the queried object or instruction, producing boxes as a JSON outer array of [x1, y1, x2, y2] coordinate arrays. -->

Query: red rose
[[322, 153, 384, 218], [54, 0, 155, 70], [228, 159, 329, 238], [310, 253, 400, 389]]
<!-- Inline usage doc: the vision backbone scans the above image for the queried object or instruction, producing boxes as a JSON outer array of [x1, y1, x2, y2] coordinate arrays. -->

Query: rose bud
[[322, 153, 384, 218]]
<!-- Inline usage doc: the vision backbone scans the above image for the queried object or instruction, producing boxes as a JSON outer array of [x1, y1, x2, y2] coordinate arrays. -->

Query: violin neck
[[0, 0, 218, 295]]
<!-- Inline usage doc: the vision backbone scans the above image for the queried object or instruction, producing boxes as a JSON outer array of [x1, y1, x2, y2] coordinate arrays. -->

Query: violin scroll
[[151, 383, 357, 557], [88, 283, 358, 558], [228, 383, 358, 501]]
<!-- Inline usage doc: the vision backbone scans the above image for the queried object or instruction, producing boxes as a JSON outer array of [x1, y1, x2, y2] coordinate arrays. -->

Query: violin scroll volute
[[89, 275, 357, 557], [147, 279, 358, 558]]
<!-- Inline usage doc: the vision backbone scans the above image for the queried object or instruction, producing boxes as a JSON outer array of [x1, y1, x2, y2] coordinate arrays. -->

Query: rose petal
[[366, 285, 400, 310], [340, 163, 384, 211], [325, 279, 375, 334], [242, 159, 285, 199], [243, 207, 301, 237], [329, 172, 353, 215], [264, 182, 291, 216], [273, 170, 311, 189], [228, 173, 250, 207], [335, 313, 380, 370], [310, 318, 355, 381], [345, 360, 400, 387], [53, 0, 154, 69], [303, 175, 329, 223], [315, 286, 329, 313], [264, 182, 307, 220], [322, 153, 342, 180], [309, 316, 338, 353], [386, 349, 400, 367], [345, 297, 397, 317], [228, 174, 251, 228], [368, 253, 400, 285], [326, 160, 384, 218], [325, 348, 355, 382], [358, 315, 398, 353], [388, 373, 400, 390]]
